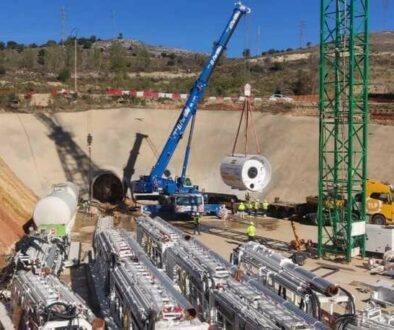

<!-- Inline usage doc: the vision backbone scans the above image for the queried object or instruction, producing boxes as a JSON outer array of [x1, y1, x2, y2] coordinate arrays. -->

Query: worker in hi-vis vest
[[262, 200, 269, 217], [238, 201, 246, 219], [246, 222, 256, 241], [246, 200, 253, 216], [254, 199, 260, 217], [193, 212, 201, 235]]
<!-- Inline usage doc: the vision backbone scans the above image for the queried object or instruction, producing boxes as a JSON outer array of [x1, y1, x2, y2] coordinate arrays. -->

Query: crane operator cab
[[176, 176, 196, 190]]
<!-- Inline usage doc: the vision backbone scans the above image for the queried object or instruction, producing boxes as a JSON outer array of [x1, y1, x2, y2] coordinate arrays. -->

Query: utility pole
[[74, 37, 77, 93], [298, 20, 305, 48], [87, 133, 93, 212]]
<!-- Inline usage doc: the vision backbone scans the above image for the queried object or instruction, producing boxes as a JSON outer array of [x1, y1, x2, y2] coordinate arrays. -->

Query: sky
[[0, 0, 393, 57]]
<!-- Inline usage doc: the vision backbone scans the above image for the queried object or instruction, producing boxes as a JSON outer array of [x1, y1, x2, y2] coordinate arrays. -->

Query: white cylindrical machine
[[220, 154, 271, 192], [33, 182, 79, 234]]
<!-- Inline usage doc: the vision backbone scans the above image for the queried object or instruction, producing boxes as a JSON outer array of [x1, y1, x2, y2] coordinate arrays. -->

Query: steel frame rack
[[136, 216, 328, 329], [318, 0, 369, 261]]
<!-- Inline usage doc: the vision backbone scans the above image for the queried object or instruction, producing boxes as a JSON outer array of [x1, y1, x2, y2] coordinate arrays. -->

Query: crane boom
[[133, 2, 250, 195]]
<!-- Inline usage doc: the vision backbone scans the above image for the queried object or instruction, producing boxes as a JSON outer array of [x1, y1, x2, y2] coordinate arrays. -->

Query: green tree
[[291, 70, 312, 95], [20, 48, 36, 69], [92, 48, 104, 71], [44, 40, 57, 47], [6, 41, 18, 49], [44, 45, 64, 72], [109, 41, 128, 84], [57, 68, 71, 82], [242, 48, 251, 58], [37, 49, 46, 65], [134, 46, 150, 71]]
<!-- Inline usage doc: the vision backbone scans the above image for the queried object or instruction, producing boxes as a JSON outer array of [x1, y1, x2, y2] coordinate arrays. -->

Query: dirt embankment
[[1, 109, 394, 205], [0, 157, 37, 257]]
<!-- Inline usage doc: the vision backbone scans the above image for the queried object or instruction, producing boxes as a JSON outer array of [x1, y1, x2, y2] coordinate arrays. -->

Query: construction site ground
[[69, 209, 388, 315]]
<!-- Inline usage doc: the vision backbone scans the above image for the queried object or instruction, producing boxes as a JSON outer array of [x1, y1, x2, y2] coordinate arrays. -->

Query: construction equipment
[[93, 217, 209, 329], [318, 0, 369, 261], [132, 2, 250, 217], [10, 271, 96, 330], [10, 233, 67, 277], [362, 179, 394, 225], [231, 242, 355, 326], [290, 219, 313, 261], [136, 216, 328, 329]]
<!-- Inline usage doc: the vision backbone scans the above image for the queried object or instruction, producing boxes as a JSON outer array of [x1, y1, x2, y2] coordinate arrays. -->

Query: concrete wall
[[1, 108, 393, 202]]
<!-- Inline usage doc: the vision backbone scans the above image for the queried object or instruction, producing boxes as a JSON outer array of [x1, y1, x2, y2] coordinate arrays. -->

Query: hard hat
[[264, 199, 268, 202], [196, 212, 200, 215], [250, 221, 254, 225]]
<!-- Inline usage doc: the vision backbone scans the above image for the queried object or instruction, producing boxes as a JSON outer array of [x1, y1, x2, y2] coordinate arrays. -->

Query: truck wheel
[[277, 207, 287, 219], [372, 214, 386, 225]]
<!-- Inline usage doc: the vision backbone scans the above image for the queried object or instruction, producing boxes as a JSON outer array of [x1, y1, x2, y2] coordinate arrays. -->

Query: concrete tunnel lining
[[92, 171, 124, 203]]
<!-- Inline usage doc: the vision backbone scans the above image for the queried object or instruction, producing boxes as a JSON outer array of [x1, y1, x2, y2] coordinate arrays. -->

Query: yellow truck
[[365, 180, 394, 225]]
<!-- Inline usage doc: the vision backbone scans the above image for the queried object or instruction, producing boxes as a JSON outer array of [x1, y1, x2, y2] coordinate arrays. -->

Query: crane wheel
[[372, 214, 386, 225]]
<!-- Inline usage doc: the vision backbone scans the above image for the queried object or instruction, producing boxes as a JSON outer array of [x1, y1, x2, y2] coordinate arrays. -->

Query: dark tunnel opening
[[92, 172, 124, 204]]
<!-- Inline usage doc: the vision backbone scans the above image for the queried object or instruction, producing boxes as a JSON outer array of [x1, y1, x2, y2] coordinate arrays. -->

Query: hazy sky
[[0, 0, 392, 57]]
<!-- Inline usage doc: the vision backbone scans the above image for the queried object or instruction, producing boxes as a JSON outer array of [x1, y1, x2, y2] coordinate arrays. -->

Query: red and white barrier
[[105, 88, 263, 103]]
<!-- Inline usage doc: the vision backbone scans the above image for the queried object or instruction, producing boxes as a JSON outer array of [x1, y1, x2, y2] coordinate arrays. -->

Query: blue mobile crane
[[133, 2, 250, 216]]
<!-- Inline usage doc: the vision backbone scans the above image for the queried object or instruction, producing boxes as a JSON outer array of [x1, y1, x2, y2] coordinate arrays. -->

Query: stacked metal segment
[[136, 215, 184, 267], [351, 304, 394, 329], [94, 216, 209, 329], [136, 216, 328, 329], [12, 234, 66, 275], [231, 242, 354, 321], [11, 270, 95, 329]]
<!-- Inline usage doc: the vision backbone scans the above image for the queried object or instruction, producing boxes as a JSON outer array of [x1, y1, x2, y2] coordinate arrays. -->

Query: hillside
[[0, 32, 393, 110]]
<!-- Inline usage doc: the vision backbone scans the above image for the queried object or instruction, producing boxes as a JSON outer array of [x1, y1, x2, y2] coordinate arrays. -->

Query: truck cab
[[142, 192, 204, 218], [365, 180, 394, 225], [171, 193, 204, 215]]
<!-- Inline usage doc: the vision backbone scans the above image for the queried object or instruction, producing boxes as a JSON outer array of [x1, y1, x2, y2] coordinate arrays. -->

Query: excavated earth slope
[[0, 157, 37, 258], [0, 108, 394, 203]]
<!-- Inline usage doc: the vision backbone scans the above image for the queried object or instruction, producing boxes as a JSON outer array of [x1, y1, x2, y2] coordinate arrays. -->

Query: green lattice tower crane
[[318, 0, 369, 262]]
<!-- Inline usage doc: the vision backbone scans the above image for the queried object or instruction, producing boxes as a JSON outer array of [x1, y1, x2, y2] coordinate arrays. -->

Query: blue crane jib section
[[133, 3, 250, 194]]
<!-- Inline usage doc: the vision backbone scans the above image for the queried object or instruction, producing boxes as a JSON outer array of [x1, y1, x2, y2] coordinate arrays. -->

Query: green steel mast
[[318, 0, 369, 262]]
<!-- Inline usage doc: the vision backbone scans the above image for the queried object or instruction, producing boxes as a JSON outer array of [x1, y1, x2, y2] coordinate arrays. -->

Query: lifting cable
[[231, 14, 261, 156], [231, 92, 261, 156]]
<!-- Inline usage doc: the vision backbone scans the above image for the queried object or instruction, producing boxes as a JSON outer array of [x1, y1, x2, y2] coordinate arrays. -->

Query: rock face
[[0, 157, 37, 256]]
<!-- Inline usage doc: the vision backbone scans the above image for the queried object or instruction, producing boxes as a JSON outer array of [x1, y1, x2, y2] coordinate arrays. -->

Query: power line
[[112, 10, 117, 37], [257, 26, 261, 56]]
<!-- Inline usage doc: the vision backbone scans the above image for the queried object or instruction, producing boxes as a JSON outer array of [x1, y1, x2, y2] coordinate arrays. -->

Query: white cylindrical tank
[[33, 182, 79, 233], [220, 154, 271, 192]]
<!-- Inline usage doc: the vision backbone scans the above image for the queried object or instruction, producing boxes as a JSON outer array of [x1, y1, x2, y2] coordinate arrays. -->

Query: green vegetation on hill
[[0, 32, 393, 105]]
